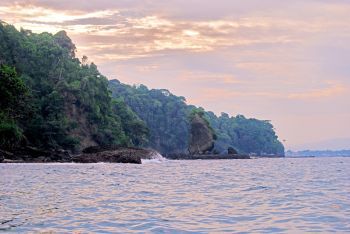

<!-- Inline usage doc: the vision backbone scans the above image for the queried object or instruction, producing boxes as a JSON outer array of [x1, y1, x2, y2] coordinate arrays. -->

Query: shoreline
[[1, 146, 287, 164]]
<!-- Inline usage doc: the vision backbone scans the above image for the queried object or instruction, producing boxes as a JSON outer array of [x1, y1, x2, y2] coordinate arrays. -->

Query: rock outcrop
[[165, 153, 250, 160], [72, 150, 141, 164], [0, 145, 161, 164], [0, 150, 5, 162], [0, 147, 72, 163], [73, 147, 161, 164], [228, 147, 238, 155], [188, 113, 215, 155], [64, 92, 99, 151]]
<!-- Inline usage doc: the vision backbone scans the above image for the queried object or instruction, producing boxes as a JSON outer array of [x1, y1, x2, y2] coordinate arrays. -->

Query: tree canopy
[[109, 80, 285, 155], [109, 80, 191, 154], [0, 21, 284, 155], [0, 22, 147, 151]]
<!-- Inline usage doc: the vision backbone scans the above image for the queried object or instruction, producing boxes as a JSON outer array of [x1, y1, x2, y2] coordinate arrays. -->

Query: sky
[[1, 0, 349, 150]]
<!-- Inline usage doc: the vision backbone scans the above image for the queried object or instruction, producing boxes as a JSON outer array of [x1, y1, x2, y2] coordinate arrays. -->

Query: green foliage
[[0, 64, 29, 119], [206, 112, 285, 155], [189, 107, 205, 119], [0, 114, 23, 149], [112, 98, 149, 146], [0, 21, 284, 155], [0, 65, 28, 149], [190, 108, 217, 141], [109, 80, 191, 154], [0, 22, 146, 151], [109, 80, 284, 156]]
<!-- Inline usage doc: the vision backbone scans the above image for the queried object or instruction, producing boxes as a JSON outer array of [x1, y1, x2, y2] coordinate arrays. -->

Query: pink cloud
[[288, 82, 347, 99]]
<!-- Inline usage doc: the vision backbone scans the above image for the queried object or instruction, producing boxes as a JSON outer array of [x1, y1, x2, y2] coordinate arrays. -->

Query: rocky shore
[[165, 153, 250, 160], [0, 147, 72, 163], [72, 146, 161, 164], [0, 146, 160, 164], [0, 146, 282, 164]]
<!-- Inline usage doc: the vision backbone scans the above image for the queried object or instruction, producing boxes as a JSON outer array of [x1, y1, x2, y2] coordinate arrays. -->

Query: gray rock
[[73, 147, 159, 164], [228, 147, 238, 155], [188, 114, 215, 155], [2, 159, 25, 163], [0, 149, 14, 161], [165, 153, 250, 160]]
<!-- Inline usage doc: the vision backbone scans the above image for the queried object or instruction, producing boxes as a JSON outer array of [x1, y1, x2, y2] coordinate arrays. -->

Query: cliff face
[[64, 93, 98, 150], [188, 114, 215, 155]]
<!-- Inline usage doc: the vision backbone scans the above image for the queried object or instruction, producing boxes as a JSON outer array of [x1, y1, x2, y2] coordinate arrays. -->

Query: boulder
[[165, 153, 250, 160], [188, 113, 215, 155], [23, 146, 51, 157], [0, 145, 160, 164], [2, 159, 25, 163], [228, 147, 238, 155], [32, 156, 51, 163], [0, 147, 72, 163], [0, 149, 14, 161], [73, 147, 160, 164], [49, 149, 72, 162], [73, 151, 141, 164], [82, 145, 124, 154]]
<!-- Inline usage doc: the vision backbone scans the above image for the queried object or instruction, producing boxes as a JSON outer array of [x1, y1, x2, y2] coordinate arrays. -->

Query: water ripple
[[1, 158, 350, 233]]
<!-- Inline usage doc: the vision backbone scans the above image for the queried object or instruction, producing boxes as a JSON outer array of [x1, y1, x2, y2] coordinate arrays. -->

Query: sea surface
[[1, 157, 350, 233]]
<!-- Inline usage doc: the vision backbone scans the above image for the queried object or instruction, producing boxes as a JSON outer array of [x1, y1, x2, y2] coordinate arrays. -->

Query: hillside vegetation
[[0, 21, 147, 151], [0, 21, 284, 155], [109, 80, 285, 155]]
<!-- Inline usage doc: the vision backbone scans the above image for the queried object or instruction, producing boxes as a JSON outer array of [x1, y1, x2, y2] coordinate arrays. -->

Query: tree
[[0, 22, 148, 151], [0, 21, 285, 155], [109, 79, 192, 154], [109, 79, 284, 156], [0, 65, 29, 149], [0, 65, 29, 119]]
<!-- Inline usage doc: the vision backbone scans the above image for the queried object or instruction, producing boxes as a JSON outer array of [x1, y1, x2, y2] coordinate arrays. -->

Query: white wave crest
[[142, 150, 167, 164]]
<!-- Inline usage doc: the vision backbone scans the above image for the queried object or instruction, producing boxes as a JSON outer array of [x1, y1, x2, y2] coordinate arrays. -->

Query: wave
[[142, 151, 167, 164]]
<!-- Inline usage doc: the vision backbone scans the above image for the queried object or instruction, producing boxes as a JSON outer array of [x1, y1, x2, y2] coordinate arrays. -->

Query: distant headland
[[0, 21, 284, 163], [286, 150, 350, 157]]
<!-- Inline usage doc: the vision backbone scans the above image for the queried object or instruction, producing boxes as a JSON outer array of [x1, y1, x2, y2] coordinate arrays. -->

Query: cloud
[[0, 4, 328, 60], [1, 0, 350, 149], [288, 82, 347, 99]]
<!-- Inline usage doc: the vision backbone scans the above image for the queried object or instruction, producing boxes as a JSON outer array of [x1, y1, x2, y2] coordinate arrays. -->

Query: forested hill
[[0, 21, 148, 152], [0, 21, 284, 155], [109, 80, 285, 156], [109, 80, 193, 154]]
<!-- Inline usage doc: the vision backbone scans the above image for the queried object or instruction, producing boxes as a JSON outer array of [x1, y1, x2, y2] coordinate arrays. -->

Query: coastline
[[1, 146, 288, 164]]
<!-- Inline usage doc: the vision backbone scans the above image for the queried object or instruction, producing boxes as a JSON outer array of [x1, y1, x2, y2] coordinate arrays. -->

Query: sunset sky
[[1, 0, 349, 150]]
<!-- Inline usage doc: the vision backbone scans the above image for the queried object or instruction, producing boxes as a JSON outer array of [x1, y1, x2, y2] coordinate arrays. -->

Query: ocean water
[[1, 157, 350, 233]]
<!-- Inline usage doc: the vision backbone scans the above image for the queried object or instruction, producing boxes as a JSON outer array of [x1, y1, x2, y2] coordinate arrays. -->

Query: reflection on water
[[1, 158, 350, 233]]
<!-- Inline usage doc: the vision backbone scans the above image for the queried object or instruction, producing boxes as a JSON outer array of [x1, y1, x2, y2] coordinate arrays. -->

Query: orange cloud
[[288, 82, 347, 99], [1, 0, 350, 150]]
